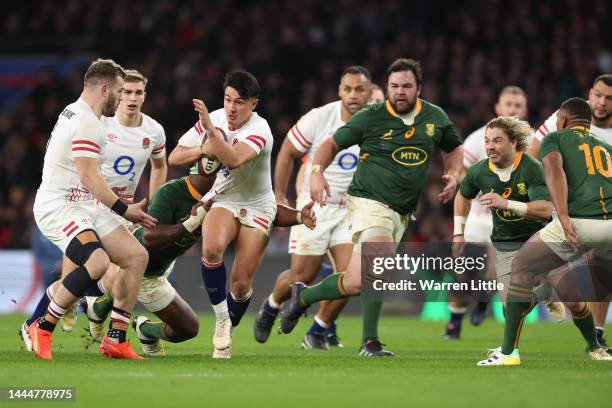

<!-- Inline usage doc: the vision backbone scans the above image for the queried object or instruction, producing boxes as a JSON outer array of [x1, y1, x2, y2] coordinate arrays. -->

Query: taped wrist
[[111, 199, 128, 216], [182, 206, 207, 232], [507, 200, 528, 216]]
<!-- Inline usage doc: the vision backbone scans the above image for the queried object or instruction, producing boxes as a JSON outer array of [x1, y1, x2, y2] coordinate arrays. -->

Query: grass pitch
[[0, 313, 610, 407]]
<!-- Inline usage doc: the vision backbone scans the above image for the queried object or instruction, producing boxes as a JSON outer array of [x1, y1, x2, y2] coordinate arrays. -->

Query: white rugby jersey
[[178, 109, 274, 205], [38, 98, 106, 202], [99, 113, 166, 196], [461, 125, 492, 242], [533, 110, 612, 145], [287, 100, 360, 207]]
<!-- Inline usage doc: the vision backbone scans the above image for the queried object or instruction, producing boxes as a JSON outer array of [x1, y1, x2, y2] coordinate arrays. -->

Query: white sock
[[97, 280, 107, 294], [212, 299, 230, 320], [47, 300, 68, 320], [268, 294, 280, 310], [314, 315, 330, 329]]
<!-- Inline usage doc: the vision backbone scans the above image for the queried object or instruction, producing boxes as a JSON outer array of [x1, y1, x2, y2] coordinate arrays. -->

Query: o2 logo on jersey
[[113, 155, 136, 181], [337, 152, 358, 170]]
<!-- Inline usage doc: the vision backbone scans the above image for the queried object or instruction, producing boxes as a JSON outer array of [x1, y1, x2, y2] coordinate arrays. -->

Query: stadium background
[[0, 0, 610, 314]]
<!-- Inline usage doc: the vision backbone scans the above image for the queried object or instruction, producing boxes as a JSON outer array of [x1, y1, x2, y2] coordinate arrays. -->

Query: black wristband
[[111, 199, 128, 216]]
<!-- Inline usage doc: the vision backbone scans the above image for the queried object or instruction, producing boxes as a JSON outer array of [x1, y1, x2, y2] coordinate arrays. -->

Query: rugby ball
[[196, 127, 227, 176]]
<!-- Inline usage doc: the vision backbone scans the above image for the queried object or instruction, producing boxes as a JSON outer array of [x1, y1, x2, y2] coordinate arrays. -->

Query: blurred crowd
[[0, 0, 609, 248]]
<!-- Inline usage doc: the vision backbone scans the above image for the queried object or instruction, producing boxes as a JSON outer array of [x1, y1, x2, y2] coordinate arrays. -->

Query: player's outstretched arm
[[273, 201, 316, 229], [452, 192, 471, 257], [141, 203, 207, 248], [542, 151, 578, 248], [75, 156, 157, 228], [480, 193, 552, 221], [149, 156, 168, 197], [168, 145, 202, 167], [439, 145, 463, 203], [310, 138, 339, 206], [522, 200, 553, 220], [274, 137, 304, 205]]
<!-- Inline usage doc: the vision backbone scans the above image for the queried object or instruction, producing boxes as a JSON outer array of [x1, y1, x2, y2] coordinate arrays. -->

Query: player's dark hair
[[342, 66, 372, 81], [84, 58, 126, 87], [593, 74, 612, 88], [223, 70, 260, 99], [386, 58, 423, 85], [559, 97, 592, 123]]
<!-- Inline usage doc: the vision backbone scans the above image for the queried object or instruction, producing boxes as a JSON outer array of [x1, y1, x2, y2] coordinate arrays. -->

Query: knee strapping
[[65, 229, 103, 266]]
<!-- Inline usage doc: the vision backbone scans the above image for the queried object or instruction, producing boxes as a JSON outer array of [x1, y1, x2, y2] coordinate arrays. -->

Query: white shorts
[[137, 261, 177, 312], [212, 200, 277, 237], [33, 194, 122, 252], [346, 195, 411, 253], [540, 218, 612, 261], [495, 249, 518, 278], [288, 201, 351, 255]]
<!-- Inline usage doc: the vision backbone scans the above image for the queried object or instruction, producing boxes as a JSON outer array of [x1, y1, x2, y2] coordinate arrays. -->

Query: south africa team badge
[[425, 123, 435, 136]]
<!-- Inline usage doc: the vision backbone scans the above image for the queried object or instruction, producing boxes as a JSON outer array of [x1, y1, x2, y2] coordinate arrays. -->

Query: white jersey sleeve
[[461, 126, 486, 167], [286, 110, 319, 153], [532, 110, 558, 142], [178, 120, 204, 147], [71, 116, 105, 159], [239, 133, 270, 156], [150, 118, 167, 159]]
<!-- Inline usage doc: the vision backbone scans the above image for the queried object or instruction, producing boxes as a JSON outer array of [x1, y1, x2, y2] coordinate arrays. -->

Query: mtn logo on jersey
[[391, 146, 428, 166], [142, 137, 150, 149], [495, 208, 524, 222]]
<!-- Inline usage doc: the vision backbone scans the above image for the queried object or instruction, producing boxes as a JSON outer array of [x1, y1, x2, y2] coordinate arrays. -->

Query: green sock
[[140, 321, 170, 341], [571, 304, 600, 349], [299, 273, 347, 305], [362, 299, 382, 341], [501, 283, 535, 355], [92, 291, 114, 320]]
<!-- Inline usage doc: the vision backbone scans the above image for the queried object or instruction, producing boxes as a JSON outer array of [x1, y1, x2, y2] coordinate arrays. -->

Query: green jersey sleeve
[[333, 107, 369, 149], [538, 132, 561, 160], [526, 160, 550, 201], [434, 110, 462, 153], [146, 184, 176, 225], [459, 165, 480, 199]]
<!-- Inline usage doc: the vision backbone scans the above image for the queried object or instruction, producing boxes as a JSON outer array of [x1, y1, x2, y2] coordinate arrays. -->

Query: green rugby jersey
[[460, 152, 550, 249], [132, 177, 201, 277], [539, 126, 611, 220], [333, 99, 462, 214]]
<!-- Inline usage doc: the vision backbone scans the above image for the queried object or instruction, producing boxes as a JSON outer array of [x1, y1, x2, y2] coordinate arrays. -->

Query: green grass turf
[[0, 313, 610, 408]]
